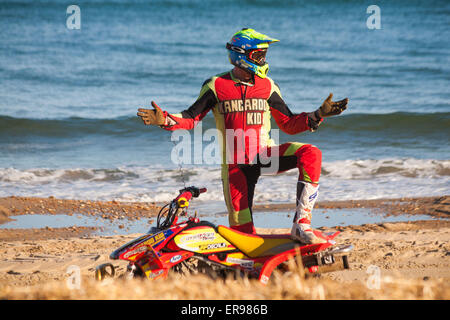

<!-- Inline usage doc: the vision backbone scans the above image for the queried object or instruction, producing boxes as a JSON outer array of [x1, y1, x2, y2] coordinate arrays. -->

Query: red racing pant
[[222, 142, 322, 234]]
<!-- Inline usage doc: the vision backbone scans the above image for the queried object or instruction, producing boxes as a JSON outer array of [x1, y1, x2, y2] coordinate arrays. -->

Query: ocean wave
[[1, 159, 448, 184], [1, 112, 448, 138], [0, 158, 448, 204], [0, 115, 145, 138], [321, 158, 450, 179]]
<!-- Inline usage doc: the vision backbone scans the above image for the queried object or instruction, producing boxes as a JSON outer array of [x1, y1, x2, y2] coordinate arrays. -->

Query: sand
[[0, 195, 448, 299]]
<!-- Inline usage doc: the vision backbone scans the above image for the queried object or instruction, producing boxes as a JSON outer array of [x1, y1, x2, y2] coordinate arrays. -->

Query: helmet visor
[[248, 49, 267, 66]]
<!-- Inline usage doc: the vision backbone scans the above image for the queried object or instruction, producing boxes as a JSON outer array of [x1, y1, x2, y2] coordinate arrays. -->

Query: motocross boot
[[291, 181, 326, 244]]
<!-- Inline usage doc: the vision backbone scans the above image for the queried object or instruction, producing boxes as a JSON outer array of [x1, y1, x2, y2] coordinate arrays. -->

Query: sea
[[1, 0, 449, 216]]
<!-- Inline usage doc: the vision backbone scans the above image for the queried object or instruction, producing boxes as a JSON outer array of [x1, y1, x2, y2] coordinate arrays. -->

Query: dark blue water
[[0, 0, 449, 206]]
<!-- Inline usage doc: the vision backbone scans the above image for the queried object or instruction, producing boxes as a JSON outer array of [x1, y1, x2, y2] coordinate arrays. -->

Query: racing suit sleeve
[[161, 79, 217, 131], [267, 82, 319, 135]]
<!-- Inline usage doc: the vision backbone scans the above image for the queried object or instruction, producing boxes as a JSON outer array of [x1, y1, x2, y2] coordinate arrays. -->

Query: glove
[[308, 115, 323, 132], [315, 93, 348, 118], [137, 101, 167, 126]]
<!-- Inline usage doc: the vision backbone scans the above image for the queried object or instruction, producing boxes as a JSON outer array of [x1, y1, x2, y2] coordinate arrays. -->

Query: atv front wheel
[[95, 263, 115, 281]]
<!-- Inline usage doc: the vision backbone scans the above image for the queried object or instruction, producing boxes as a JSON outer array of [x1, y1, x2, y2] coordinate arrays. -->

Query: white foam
[[0, 158, 448, 206], [322, 158, 450, 180]]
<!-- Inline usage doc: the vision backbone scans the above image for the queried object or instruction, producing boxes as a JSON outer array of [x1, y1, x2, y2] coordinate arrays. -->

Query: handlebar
[[179, 186, 207, 198], [156, 186, 207, 230], [175, 186, 207, 207]]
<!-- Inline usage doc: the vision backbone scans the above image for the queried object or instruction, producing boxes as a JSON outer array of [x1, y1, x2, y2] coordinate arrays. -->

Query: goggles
[[226, 43, 267, 66]]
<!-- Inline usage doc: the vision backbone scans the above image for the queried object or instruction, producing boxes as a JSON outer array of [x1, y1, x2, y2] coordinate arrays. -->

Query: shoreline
[[253, 195, 450, 218], [0, 195, 448, 241], [1, 194, 448, 219], [0, 196, 161, 224]]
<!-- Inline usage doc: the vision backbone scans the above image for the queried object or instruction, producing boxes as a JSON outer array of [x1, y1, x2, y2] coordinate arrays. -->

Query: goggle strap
[[226, 43, 246, 54]]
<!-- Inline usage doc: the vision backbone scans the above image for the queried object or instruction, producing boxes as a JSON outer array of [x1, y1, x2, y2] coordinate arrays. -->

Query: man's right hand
[[137, 101, 167, 126]]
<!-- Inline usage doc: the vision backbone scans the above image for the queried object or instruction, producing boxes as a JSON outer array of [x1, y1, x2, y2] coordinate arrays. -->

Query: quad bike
[[95, 186, 353, 285]]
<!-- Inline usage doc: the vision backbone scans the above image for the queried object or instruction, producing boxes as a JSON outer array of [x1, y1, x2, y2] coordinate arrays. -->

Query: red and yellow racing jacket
[[162, 71, 315, 165]]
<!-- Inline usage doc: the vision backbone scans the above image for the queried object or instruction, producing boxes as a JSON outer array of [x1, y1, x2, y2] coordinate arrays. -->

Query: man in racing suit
[[137, 28, 348, 244]]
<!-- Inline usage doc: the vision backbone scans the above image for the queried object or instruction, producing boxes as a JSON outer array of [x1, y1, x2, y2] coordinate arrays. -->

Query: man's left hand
[[316, 93, 349, 118]]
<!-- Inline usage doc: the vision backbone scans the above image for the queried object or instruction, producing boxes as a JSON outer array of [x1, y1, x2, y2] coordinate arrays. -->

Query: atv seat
[[217, 225, 298, 258]]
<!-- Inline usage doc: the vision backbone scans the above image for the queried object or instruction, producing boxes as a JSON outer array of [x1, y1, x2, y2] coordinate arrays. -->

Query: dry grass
[[1, 261, 448, 300]]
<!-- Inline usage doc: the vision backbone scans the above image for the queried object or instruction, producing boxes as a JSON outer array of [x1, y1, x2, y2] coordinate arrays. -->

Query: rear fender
[[299, 241, 334, 256], [258, 247, 302, 285], [258, 241, 334, 285], [317, 230, 340, 240]]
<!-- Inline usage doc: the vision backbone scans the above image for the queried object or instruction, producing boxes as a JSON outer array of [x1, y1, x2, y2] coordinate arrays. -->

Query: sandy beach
[[0, 195, 448, 299]]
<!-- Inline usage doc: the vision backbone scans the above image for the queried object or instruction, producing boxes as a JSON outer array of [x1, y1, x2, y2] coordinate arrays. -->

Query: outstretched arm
[[163, 85, 217, 131], [268, 83, 314, 134], [137, 79, 217, 131], [268, 82, 348, 134]]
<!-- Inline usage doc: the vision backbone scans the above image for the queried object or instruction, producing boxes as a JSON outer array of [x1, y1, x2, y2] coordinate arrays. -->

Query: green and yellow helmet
[[226, 28, 279, 79]]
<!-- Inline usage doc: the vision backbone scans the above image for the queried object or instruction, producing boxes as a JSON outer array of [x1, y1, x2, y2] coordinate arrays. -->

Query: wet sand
[[254, 195, 450, 218], [0, 196, 161, 240], [0, 195, 448, 299], [0, 196, 160, 222]]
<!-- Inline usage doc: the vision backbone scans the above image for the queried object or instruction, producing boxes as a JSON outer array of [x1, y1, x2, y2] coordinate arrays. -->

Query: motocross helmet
[[226, 28, 279, 79]]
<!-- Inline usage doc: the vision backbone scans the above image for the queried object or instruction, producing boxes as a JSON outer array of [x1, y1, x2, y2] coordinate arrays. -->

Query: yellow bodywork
[[217, 226, 297, 258]]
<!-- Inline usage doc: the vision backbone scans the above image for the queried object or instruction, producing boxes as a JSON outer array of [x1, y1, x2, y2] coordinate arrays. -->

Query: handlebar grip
[[177, 186, 207, 200]]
